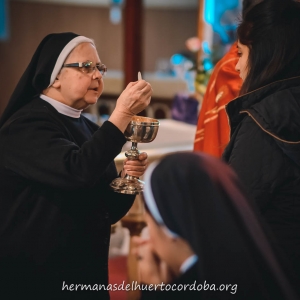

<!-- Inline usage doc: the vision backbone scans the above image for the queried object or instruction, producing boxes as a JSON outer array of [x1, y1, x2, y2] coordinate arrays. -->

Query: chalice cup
[[110, 116, 160, 194]]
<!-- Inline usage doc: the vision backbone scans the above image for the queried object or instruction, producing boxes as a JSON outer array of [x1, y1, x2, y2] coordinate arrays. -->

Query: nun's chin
[[69, 97, 97, 110], [83, 97, 99, 109], [87, 96, 99, 104]]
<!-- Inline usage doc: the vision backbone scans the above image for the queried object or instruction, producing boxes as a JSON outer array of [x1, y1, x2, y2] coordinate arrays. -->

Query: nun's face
[[145, 212, 169, 259], [144, 212, 195, 276], [56, 42, 104, 109]]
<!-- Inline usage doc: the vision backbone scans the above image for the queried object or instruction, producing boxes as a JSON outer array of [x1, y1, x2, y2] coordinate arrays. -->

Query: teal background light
[[204, 0, 215, 24], [204, 0, 239, 43], [0, 0, 9, 40]]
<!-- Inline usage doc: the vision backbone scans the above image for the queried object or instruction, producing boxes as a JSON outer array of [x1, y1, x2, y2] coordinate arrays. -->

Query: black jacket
[[223, 76, 300, 278]]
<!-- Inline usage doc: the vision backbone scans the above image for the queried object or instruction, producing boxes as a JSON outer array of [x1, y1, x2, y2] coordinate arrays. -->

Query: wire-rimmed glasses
[[63, 61, 107, 76]]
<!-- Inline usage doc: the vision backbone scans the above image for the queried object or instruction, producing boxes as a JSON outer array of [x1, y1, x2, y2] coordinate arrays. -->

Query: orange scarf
[[194, 42, 242, 157]]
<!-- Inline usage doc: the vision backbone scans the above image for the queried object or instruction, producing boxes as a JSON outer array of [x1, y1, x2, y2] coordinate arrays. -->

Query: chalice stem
[[124, 142, 140, 180], [131, 142, 137, 150], [125, 142, 140, 161]]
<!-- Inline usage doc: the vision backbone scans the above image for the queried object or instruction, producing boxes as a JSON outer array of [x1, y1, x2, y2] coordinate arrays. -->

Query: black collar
[[225, 76, 300, 135]]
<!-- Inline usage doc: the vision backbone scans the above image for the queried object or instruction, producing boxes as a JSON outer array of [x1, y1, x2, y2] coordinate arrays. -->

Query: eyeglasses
[[62, 61, 107, 76]]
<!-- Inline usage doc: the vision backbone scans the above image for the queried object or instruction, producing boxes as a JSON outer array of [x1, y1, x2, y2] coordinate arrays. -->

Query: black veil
[[0, 32, 79, 128]]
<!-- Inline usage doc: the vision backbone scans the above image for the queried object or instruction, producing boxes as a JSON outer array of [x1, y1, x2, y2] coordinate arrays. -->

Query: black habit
[[0, 96, 135, 298], [0, 97, 134, 298], [0, 32, 135, 299]]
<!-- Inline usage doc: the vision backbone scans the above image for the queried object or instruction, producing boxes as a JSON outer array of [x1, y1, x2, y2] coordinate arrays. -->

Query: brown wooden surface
[[121, 196, 146, 300], [123, 0, 143, 86], [126, 238, 142, 300], [197, 0, 205, 63]]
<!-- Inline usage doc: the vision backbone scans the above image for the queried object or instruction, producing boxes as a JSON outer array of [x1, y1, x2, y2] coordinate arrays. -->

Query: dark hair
[[238, 0, 300, 94], [242, 0, 263, 18]]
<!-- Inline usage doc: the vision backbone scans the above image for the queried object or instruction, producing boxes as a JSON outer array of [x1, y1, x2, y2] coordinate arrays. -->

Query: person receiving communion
[[133, 152, 298, 299]]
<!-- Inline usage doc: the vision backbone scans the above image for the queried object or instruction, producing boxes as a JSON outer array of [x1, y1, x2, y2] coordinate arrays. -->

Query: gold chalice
[[110, 116, 160, 194]]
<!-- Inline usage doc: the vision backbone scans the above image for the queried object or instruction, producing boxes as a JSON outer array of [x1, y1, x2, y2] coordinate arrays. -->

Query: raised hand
[[109, 80, 152, 132]]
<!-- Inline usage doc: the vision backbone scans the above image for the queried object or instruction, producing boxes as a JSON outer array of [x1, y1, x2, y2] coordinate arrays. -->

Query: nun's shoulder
[[0, 97, 63, 132], [20, 97, 59, 117]]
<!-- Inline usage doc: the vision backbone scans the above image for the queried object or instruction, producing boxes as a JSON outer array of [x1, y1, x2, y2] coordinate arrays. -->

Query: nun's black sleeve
[[2, 111, 125, 189], [104, 188, 135, 224]]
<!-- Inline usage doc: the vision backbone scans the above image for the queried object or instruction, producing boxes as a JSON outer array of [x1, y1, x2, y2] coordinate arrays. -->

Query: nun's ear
[[51, 76, 61, 88]]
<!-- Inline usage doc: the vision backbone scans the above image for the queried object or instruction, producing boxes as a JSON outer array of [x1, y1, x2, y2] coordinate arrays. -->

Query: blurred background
[[0, 0, 242, 122]]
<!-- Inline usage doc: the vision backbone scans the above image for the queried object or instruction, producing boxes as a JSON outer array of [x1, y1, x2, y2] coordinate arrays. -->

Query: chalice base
[[110, 177, 145, 195]]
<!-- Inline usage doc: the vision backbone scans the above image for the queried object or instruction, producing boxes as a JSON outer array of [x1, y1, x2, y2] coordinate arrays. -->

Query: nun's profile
[[134, 152, 298, 300], [0, 32, 151, 298]]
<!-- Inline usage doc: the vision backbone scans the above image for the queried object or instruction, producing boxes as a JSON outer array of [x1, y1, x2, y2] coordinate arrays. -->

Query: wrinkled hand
[[116, 80, 152, 117], [109, 80, 153, 132], [132, 236, 174, 285], [121, 152, 148, 178]]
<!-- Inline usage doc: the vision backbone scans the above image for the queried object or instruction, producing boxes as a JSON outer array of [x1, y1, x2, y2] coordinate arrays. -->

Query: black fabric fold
[[0, 32, 79, 128]]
